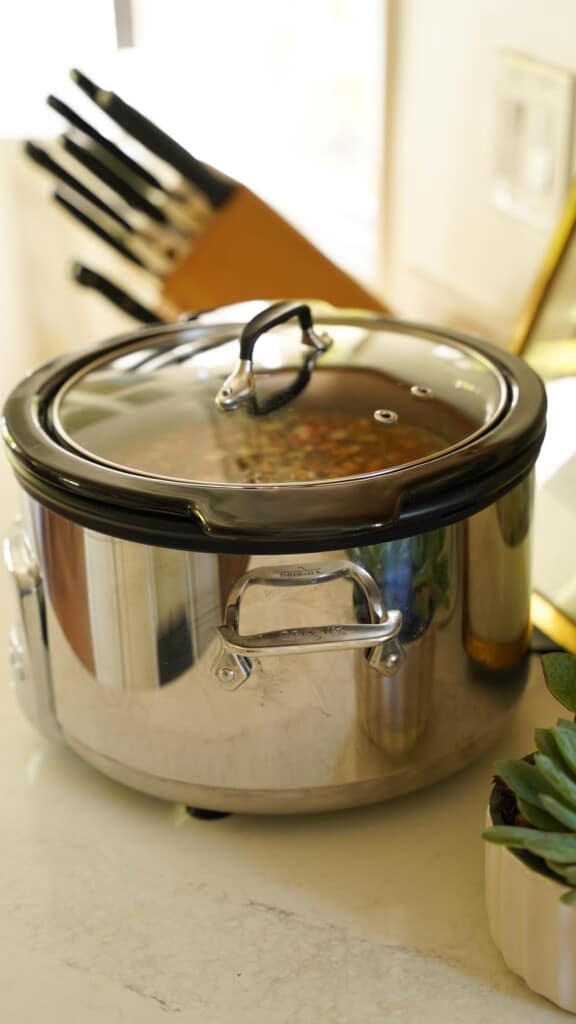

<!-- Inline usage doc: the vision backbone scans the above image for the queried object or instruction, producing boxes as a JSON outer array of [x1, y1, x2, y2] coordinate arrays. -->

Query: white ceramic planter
[[485, 808, 576, 1013]]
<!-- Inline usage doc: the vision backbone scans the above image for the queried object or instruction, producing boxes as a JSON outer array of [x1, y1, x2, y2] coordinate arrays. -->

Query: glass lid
[[51, 303, 509, 487]]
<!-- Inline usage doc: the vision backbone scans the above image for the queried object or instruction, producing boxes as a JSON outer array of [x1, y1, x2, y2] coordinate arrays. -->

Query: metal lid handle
[[215, 301, 333, 413]]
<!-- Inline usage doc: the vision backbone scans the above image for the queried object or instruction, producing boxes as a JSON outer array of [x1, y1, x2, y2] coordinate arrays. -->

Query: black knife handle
[[24, 141, 133, 232], [53, 189, 148, 270], [47, 95, 174, 197], [61, 133, 168, 225], [70, 68, 235, 208], [73, 263, 163, 322]]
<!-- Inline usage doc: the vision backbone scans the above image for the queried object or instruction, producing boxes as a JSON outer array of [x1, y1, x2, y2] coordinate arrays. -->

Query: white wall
[[0, 0, 386, 376], [1, 141, 149, 367], [7, 2, 576, 369], [1, 141, 138, 513], [381, 0, 576, 343]]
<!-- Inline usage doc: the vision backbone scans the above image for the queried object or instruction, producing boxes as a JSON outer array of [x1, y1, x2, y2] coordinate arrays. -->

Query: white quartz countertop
[[0, 544, 571, 1024]]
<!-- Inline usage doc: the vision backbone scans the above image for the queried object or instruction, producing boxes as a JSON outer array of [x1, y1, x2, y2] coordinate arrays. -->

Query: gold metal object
[[531, 593, 576, 654], [511, 179, 576, 357], [510, 181, 576, 652]]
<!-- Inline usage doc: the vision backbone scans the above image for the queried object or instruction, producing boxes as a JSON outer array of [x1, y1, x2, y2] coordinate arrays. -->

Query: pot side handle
[[212, 559, 404, 690], [3, 518, 61, 739]]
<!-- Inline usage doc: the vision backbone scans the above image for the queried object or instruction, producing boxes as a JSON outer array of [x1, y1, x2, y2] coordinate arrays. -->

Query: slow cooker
[[2, 300, 546, 812]]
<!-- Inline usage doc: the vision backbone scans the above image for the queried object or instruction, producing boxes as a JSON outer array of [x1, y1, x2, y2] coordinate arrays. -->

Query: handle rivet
[[384, 652, 401, 671], [410, 385, 433, 399], [373, 409, 398, 425], [218, 667, 236, 683]]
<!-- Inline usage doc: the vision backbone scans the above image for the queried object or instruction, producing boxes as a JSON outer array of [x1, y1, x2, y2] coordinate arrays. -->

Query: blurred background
[[2, 0, 576, 386]]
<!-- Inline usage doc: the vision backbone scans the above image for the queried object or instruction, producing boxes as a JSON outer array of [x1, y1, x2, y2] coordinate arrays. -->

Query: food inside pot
[[132, 411, 444, 483], [57, 366, 478, 485]]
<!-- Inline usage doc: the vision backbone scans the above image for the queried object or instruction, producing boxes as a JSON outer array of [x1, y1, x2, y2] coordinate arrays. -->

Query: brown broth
[[130, 410, 445, 484]]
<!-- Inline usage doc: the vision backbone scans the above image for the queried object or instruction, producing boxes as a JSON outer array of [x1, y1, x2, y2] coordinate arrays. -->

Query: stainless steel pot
[[2, 301, 546, 813]]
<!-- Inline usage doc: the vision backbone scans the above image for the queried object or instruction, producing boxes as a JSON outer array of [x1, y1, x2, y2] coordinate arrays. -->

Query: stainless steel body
[[6, 480, 532, 814]]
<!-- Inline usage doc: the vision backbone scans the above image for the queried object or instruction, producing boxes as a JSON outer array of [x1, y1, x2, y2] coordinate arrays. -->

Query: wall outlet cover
[[493, 52, 575, 227]]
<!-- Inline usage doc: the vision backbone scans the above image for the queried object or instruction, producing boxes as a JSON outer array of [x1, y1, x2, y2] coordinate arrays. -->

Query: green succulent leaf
[[542, 653, 576, 714], [483, 826, 576, 862], [539, 794, 576, 831], [486, 652, 576, 905], [521, 834, 576, 863], [534, 728, 559, 761], [495, 759, 555, 806], [552, 727, 576, 779], [516, 797, 563, 830], [535, 754, 576, 809], [483, 825, 533, 844], [546, 860, 576, 885], [556, 719, 576, 741]]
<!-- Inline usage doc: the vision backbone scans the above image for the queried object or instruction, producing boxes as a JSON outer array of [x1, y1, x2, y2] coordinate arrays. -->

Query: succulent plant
[[483, 652, 576, 905]]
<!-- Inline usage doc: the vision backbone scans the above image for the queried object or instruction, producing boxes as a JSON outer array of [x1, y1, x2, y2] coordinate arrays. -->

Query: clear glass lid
[[52, 310, 508, 487]]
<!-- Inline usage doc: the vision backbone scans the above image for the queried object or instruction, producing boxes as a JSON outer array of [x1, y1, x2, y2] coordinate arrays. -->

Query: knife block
[[162, 185, 388, 314]]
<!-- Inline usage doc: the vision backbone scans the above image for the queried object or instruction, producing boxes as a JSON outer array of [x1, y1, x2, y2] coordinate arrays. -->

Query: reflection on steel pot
[[2, 301, 547, 813], [350, 530, 453, 756], [349, 530, 451, 642], [465, 477, 534, 670]]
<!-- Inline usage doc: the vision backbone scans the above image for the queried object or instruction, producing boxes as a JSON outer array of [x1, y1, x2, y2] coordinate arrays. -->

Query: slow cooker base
[[65, 718, 513, 815], [6, 492, 534, 816]]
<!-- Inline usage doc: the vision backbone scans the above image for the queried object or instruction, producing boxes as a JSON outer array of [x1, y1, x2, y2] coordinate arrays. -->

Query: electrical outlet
[[493, 52, 575, 227]]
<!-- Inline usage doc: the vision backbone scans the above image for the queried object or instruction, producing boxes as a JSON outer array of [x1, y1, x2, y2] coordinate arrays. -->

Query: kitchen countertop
[[0, 545, 571, 1024]]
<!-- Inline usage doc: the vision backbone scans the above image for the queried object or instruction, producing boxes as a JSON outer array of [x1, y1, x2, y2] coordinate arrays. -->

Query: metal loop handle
[[3, 518, 60, 738], [215, 301, 333, 412], [238, 302, 325, 361], [212, 560, 404, 690]]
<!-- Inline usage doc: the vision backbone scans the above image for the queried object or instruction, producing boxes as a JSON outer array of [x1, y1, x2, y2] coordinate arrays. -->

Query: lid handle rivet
[[373, 409, 398, 425], [410, 385, 433, 399]]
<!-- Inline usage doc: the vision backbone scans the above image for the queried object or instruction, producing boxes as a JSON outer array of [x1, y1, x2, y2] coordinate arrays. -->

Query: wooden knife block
[[162, 185, 388, 314]]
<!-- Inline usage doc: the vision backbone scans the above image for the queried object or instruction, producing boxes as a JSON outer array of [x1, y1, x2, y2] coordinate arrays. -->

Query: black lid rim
[[8, 429, 544, 553], [2, 311, 547, 549]]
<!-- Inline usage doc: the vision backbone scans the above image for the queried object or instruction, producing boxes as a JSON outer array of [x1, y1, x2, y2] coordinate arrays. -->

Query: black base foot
[[186, 806, 231, 820]]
